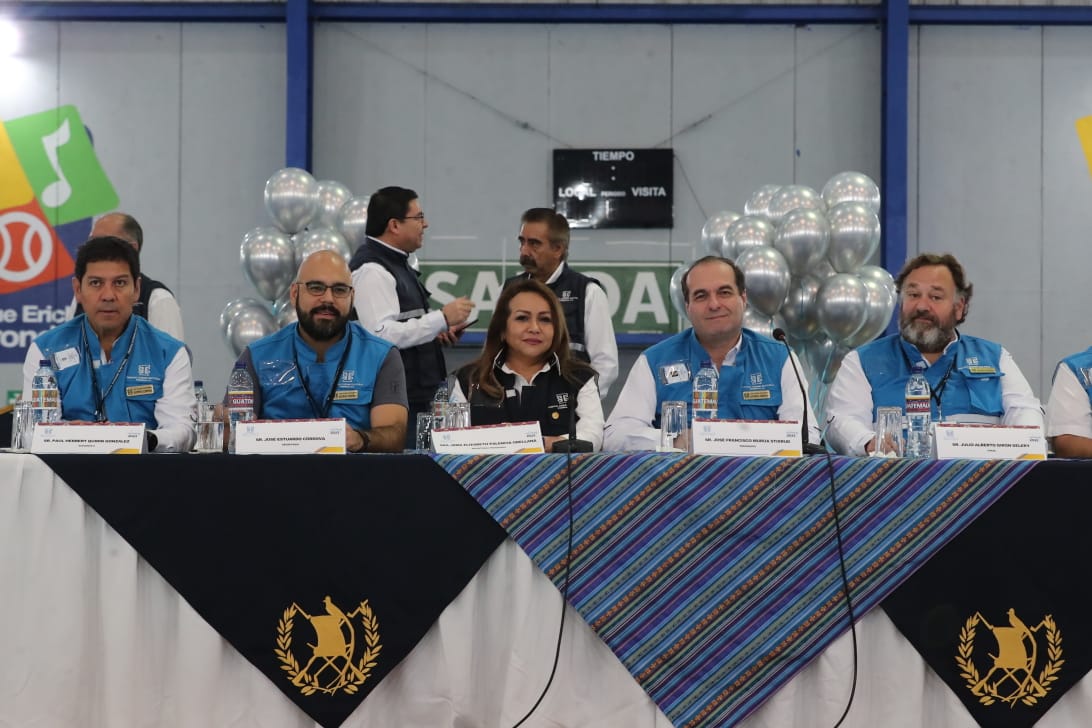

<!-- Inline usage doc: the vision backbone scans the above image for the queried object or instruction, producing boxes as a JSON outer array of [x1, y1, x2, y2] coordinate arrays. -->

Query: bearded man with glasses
[[349, 186, 475, 448], [229, 250, 408, 453]]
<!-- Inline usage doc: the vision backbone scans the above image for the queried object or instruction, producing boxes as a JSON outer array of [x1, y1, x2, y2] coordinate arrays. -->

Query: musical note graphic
[[40, 118, 72, 209]]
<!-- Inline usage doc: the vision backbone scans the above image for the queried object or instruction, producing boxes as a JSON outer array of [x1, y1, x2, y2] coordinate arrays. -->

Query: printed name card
[[691, 419, 802, 457], [431, 422, 545, 454], [31, 422, 146, 454], [235, 418, 347, 455], [934, 423, 1047, 461]]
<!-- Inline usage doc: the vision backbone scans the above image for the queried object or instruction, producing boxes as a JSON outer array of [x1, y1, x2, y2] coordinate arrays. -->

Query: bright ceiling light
[[0, 19, 20, 58]]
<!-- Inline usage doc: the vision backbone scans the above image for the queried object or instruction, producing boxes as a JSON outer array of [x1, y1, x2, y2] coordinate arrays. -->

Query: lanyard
[[901, 347, 956, 421], [82, 321, 137, 423], [292, 334, 352, 419]]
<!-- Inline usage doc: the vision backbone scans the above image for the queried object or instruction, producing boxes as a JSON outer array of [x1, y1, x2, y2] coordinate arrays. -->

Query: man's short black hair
[[75, 236, 140, 282], [364, 186, 419, 238]]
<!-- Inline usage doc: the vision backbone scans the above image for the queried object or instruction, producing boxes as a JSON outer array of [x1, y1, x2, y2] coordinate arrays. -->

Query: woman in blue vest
[[451, 279, 604, 451]]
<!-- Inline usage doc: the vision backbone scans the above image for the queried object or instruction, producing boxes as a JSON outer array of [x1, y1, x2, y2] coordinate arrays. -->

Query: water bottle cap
[[912, 361, 927, 372], [39, 359, 50, 367], [194, 380, 204, 387]]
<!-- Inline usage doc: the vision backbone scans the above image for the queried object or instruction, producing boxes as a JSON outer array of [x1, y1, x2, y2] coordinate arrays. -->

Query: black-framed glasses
[[299, 281, 353, 298], [400, 213, 426, 222]]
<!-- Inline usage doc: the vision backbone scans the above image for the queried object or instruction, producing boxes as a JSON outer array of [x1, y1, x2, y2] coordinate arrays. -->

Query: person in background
[[81, 212, 186, 341], [450, 279, 603, 451], [503, 208, 618, 396], [604, 255, 818, 452], [824, 252, 1043, 455], [24, 236, 195, 452], [1045, 348, 1092, 457], [349, 186, 474, 448], [231, 250, 407, 453]]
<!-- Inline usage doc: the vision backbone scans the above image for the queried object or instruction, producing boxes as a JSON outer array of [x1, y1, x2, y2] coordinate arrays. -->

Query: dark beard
[[296, 303, 348, 341]]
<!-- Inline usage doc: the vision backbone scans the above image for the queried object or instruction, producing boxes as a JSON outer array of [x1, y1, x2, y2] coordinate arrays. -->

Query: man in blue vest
[[603, 255, 818, 451], [825, 252, 1043, 455], [503, 208, 618, 396], [235, 250, 408, 453], [349, 187, 474, 449], [23, 236, 195, 452], [1045, 350, 1092, 457]]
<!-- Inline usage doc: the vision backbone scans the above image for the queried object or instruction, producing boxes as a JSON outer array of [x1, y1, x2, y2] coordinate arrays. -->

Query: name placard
[[235, 418, 347, 455], [31, 422, 146, 454], [934, 423, 1047, 460], [431, 422, 545, 454], [691, 419, 802, 457]]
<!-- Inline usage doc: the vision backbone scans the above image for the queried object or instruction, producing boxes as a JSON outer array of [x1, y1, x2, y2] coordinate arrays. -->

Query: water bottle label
[[228, 391, 254, 409], [906, 396, 930, 415], [692, 391, 717, 412]]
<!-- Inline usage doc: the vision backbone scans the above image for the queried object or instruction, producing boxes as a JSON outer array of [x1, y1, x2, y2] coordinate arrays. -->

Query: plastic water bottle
[[691, 361, 719, 423], [905, 362, 932, 458], [226, 364, 255, 453], [193, 379, 208, 406], [30, 359, 62, 426], [432, 379, 450, 418]]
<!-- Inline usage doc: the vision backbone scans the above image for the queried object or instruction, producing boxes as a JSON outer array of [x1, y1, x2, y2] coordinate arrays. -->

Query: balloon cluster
[[221, 168, 370, 356], [674, 171, 897, 409]]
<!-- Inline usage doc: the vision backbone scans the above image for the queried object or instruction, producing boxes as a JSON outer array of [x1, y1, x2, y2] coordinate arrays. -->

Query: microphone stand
[[773, 328, 825, 455]]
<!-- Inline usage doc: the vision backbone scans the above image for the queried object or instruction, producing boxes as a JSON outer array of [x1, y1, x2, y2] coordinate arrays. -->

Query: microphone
[[772, 328, 824, 455]]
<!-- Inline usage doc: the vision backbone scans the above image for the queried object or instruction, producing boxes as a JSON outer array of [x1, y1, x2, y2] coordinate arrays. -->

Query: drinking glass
[[873, 406, 905, 458], [195, 403, 225, 453], [444, 401, 471, 429], [415, 412, 434, 452], [659, 401, 688, 453], [10, 400, 33, 451]]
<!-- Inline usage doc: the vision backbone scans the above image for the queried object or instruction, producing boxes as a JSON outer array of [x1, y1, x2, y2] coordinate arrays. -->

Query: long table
[[2, 452, 1091, 727]]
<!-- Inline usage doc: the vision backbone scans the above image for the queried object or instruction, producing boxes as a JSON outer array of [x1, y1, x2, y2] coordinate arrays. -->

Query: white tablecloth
[[2, 453, 1090, 727]]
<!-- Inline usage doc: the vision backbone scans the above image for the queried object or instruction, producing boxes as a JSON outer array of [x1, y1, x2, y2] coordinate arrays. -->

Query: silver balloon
[[773, 208, 830, 276], [220, 297, 268, 343], [743, 185, 782, 219], [292, 227, 350, 267], [336, 196, 370, 253], [668, 264, 689, 322], [821, 171, 881, 212], [743, 306, 774, 338], [810, 258, 837, 280], [766, 185, 825, 225], [273, 292, 298, 329], [314, 181, 353, 230], [816, 273, 869, 344], [225, 304, 277, 357], [264, 168, 319, 234], [722, 215, 774, 260], [239, 227, 295, 302], [856, 264, 896, 298], [779, 275, 822, 341], [700, 211, 741, 256], [826, 202, 881, 273], [806, 336, 849, 384], [843, 275, 897, 348], [736, 246, 790, 317]]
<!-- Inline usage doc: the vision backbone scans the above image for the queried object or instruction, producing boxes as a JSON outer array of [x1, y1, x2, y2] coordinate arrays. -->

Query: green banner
[[417, 261, 683, 335]]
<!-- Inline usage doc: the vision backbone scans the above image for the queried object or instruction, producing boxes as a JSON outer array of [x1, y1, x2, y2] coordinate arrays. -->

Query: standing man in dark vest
[[503, 208, 618, 396], [79, 212, 186, 342], [349, 186, 474, 448]]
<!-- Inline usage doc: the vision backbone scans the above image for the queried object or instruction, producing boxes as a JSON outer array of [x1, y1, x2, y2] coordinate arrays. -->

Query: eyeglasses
[[400, 213, 426, 222], [299, 281, 353, 298]]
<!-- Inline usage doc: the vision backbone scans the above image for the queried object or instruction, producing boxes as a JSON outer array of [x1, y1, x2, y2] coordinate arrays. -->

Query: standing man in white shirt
[[348, 186, 474, 448], [502, 208, 618, 397], [82, 212, 186, 342], [824, 252, 1043, 456]]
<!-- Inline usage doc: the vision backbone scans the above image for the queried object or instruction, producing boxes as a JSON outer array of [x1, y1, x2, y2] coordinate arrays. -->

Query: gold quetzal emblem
[[276, 597, 382, 696]]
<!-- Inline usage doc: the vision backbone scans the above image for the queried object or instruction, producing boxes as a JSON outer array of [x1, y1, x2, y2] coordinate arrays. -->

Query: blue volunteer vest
[[34, 314, 185, 427], [246, 323, 394, 431], [642, 328, 787, 427], [857, 333, 1005, 421], [1059, 348, 1092, 407]]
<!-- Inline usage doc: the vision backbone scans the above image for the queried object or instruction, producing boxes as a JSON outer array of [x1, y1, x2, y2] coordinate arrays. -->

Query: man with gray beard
[[824, 252, 1042, 456]]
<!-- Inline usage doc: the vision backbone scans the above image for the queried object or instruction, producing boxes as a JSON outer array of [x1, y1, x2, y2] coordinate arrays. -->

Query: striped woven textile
[[437, 453, 1035, 728]]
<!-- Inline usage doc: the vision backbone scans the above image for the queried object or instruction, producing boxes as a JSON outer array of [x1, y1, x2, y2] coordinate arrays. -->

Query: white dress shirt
[[147, 288, 185, 342], [824, 337, 1044, 456], [603, 335, 820, 452], [23, 340, 196, 453], [351, 237, 448, 349], [544, 263, 619, 397], [450, 361, 604, 451], [1045, 363, 1092, 439]]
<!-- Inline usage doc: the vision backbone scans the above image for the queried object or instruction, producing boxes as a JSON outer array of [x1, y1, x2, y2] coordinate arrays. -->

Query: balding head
[[291, 250, 355, 347], [91, 213, 144, 253], [295, 249, 351, 285]]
